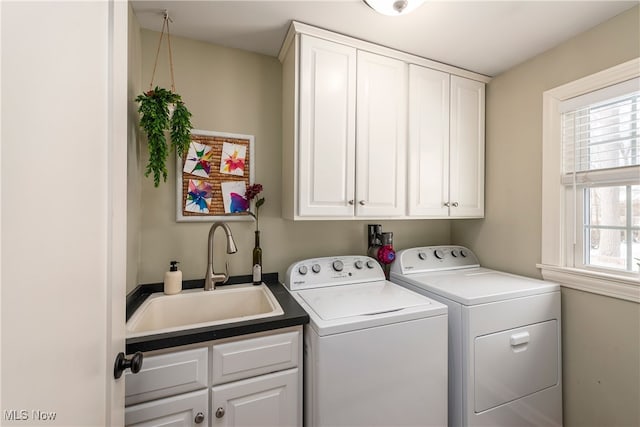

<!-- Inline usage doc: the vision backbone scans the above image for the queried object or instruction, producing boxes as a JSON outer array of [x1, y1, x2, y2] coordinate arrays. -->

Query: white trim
[[108, 0, 128, 424], [0, 0, 4, 412], [278, 21, 491, 83], [559, 76, 639, 113], [541, 58, 640, 301], [544, 58, 640, 102], [538, 264, 639, 303]]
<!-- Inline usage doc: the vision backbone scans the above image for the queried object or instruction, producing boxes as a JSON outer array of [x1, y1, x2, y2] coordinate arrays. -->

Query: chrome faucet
[[204, 222, 238, 291]]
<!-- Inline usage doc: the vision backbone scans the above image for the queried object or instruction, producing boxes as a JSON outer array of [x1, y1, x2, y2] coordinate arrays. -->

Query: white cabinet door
[[125, 389, 208, 427], [408, 65, 450, 216], [298, 35, 357, 217], [450, 75, 485, 217], [211, 368, 299, 427], [356, 51, 408, 217]]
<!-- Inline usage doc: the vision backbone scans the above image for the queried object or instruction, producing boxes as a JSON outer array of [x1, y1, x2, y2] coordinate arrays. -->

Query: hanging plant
[[136, 87, 192, 186], [135, 10, 193, 187]]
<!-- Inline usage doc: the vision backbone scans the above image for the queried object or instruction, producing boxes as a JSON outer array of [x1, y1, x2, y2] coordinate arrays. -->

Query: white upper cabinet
[[297, 35, 357, 217], [449, 75, 485, 217], [408, 65, 451, 217], [356, 51, 407, 217], [408, 67, 485, 218], [280, 22, 488, 220]]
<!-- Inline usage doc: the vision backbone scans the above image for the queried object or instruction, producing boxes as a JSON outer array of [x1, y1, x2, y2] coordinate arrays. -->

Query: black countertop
[[125, 273, 309, 354]]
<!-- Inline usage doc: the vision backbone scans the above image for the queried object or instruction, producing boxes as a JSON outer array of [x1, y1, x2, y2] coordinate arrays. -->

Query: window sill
[[537, 264, 639, 303]]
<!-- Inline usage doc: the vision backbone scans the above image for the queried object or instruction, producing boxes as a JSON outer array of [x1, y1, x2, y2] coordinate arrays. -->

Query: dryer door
[[474, 320, 559, 412]]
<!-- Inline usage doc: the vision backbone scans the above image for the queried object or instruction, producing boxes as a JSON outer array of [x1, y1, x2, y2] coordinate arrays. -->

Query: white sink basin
[[126, 283, 284, 337]]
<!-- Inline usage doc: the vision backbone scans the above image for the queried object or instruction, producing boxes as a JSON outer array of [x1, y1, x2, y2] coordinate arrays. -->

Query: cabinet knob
[[215, 407, 225, 419], [452, 201, 459, 207], [359, 200, 366, 206], [113, 351, 143, 379], [443, 202, 450, 207], [194, 412, 205, 424], [348, 200, 354, 205]]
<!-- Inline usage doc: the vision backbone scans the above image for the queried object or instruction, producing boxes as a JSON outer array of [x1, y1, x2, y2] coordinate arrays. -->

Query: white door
[[298, 35, 357, 217], [408, 65, 451, 217], [211, 369, 299, 427], [449, 75, 485, 217], [356, 51, 407, 217], [1, 1, 128, 425]]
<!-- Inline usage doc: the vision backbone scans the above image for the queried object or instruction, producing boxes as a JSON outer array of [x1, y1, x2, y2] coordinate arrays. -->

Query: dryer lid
[[392, 268, 560, 305]]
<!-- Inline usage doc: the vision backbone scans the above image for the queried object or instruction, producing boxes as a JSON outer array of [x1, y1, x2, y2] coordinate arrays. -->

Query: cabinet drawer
[[211, 331, 300, 385], [125, 347, 208, 406], [125, 389, 208, 427]]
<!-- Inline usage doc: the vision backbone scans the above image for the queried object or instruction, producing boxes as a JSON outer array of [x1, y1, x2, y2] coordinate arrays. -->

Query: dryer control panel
[[285, 256, 385, 291], [390, 246, 480, 275]]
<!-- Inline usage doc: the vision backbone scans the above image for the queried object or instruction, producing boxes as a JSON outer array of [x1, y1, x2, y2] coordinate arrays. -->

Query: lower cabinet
[[125, 327, 302, 427]]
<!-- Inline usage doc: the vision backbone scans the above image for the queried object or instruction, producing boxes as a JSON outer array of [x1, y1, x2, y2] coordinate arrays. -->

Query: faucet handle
[[210, 272, 227, 286], [223, 261, 231, 284], [211, 262, 231, 285]]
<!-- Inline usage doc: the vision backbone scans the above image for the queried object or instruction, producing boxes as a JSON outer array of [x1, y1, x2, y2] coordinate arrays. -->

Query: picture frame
[[176, 129, 255, 222]]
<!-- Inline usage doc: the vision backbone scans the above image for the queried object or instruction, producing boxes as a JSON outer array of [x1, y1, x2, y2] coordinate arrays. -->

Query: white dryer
[[285, 255, 448, 427], [390, 246, 562, 427]]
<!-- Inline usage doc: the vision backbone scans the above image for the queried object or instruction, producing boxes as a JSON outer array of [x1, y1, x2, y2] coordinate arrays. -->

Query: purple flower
[[246, 183, 265, 231], [246, 184, 263, 201]]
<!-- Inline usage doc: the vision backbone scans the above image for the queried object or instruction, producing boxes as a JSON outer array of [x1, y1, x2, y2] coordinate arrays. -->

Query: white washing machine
[[285, 255, 448, 427], [390, 246, 562, 427]]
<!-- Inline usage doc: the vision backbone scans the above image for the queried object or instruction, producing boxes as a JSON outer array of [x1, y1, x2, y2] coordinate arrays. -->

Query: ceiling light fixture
[[364, 0, 426, 16]]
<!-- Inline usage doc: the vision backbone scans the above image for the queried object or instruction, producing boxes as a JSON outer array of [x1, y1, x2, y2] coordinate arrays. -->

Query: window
[[561, 82, 640, 273], [541, 58, 640, 302]]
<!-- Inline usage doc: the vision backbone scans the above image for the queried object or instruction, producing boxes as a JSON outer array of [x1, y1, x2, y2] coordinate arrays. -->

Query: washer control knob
[[298, 265, 308, 275], [366, 260, 376, 269], [418, 252, 427, 260], [312, 264, 321, 273], [354, 260, 364, 269], [434, 249, 445, 260], [332, 260, 344, 272], [451, 249, 459, 258], [460, 249, 468, 258]]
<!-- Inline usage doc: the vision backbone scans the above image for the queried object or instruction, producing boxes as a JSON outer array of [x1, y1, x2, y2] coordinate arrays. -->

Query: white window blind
[[561, 77, 640, 176]]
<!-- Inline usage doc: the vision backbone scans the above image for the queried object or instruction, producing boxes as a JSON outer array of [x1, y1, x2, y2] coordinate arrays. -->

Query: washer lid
[[299, 280, 435, 320], [294, 280, 447, 335], [392, 268, 560, 306]]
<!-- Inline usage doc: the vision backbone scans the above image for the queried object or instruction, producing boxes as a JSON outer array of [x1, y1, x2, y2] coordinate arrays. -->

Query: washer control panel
[[390, 246, 480, 275], [285, 256, 385, 291]]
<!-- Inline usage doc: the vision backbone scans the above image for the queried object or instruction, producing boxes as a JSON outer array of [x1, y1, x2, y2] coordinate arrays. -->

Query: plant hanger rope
[[148, 10, 176, 93], [136, 9, 193, 187]]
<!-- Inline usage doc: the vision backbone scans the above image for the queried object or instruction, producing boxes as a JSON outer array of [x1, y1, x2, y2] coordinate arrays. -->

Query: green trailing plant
[[135, 87, 193, 187]]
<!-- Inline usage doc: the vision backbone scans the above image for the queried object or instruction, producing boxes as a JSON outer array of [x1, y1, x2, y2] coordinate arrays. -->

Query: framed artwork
[[176, 129, 255, 222]]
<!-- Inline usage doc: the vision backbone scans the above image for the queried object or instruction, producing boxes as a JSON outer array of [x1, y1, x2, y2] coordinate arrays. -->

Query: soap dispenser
[[164, 260, 182, 295]]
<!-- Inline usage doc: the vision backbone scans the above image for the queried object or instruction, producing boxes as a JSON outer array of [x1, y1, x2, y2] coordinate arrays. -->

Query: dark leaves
[[136, 87, 193, 187]]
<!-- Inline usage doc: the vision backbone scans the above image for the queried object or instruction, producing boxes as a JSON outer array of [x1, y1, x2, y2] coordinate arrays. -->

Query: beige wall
[[562, 288, 640, 427], [451, 6, 639, 278], [131, 29, 450, 290], [451, 6, 640, 427]]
